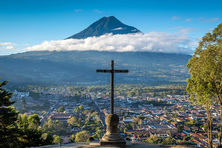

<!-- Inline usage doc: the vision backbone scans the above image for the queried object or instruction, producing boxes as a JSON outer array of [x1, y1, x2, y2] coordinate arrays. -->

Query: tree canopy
[[0, 80, 20, 147], [58, 106, 65, 112], [67, 117, 77, 126], [53, 135, 63, 145], [75, 131, 90, 143], [186, 23, 222, 146]]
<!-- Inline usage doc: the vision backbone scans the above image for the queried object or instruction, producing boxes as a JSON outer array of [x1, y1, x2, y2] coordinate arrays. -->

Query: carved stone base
[[100, 140, 126, 147], [100, 114, 126, 147], [101, 133, 122, 141]]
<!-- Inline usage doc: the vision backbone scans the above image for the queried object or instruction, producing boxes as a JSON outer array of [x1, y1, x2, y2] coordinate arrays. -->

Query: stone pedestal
[[100, 114, 126, 147]]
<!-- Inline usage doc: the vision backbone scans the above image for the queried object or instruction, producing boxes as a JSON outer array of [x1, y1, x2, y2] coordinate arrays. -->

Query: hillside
[[0, 51, 191, 85]]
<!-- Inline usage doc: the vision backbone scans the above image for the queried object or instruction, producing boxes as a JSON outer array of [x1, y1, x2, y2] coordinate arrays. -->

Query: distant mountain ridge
[[0, 51, 191, 85], [66, 16, 142, 39]]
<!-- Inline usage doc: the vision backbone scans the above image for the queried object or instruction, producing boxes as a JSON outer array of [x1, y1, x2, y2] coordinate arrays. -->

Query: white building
[[13, 90, 29, 98]]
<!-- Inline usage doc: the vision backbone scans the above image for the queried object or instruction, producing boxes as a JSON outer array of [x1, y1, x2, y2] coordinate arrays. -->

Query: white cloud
[[179, 28, 197, 35], [25, 32, 198, 54], [0, 42, 17, 50], [205, 17, 219, 22], [168, 26, 183, 30], [74, 9, 83, 12], [94, 9, 104, 14], [198, 17, 204, 20], [21, 43, 30, 46], [172, 16, 180, 20], [185, 18, 192, 22]]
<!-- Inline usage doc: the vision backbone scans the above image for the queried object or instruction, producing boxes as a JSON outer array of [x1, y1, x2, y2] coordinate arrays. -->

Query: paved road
[[89, 94, 106, 128], [40, 97, 62, 126]]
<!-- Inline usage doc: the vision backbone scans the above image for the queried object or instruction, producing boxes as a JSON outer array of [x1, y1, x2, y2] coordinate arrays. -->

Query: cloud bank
[[26, 32, 198, 54], [0, 42, 17, 50]]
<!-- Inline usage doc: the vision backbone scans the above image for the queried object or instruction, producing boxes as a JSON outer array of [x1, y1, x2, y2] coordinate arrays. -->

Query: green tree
[[28, 114, 41, 129], [79, 105, 84, 112], [152, 92, 157, 97], [162, 137, 176, 145], [70, 134, 75, 142], [47, 118, 53, 128], [119, 109, 123, 116], [74, 106, 80, 112], [0, 80, 20, 147], [76, 91, 81, 96], [177, 125, 184, 133], [95, 127, 102, 138], [84, 118, 89, 125], [128, 91, 135, 97], [41, 111, 47, 115], [58, 106, 65, 112], [203, 124, 208, 132], [21, 128, 43, 147], [17, 114, 29, 128], [74, 107, 80, 118], [84, 110, 90, 115], [41, 132, 53, 145], [116, 91, 121, 96], [42, 119, 66, 135], [126, 123, 133, 130], [75, 131, 89, 143], [53, 135, 63, 145], [147, 135, 162, 144], [67, 117, 77, 126], [168, 130, 172, 138], [186, 23, 222, 147], [21, 98, 27, 110], [77, 118, 82, 127], [17, 114, 43, 147]]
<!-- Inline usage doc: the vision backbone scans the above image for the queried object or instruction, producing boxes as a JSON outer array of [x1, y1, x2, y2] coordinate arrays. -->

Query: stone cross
[[96, 60, 128, 114]]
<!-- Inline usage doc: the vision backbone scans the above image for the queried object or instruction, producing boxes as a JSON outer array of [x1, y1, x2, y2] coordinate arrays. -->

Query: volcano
[[66, 16, 142, 39]]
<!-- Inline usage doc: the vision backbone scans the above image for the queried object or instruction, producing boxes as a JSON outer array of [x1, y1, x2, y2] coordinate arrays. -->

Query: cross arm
[[96, 69, 111, 73], [114, 70, 129, 73], [96, 69, 129, 73]]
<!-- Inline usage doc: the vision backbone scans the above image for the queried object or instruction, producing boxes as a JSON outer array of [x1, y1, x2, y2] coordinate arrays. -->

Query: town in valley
[[10, 85, 219, 147]]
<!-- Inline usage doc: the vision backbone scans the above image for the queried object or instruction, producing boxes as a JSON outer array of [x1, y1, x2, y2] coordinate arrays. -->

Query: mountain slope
[[0, 51, 191, 85], [66, 16, 142, 39]]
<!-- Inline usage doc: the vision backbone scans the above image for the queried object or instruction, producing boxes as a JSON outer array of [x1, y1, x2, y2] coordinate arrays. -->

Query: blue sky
[[0, 0, 221, 55]]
